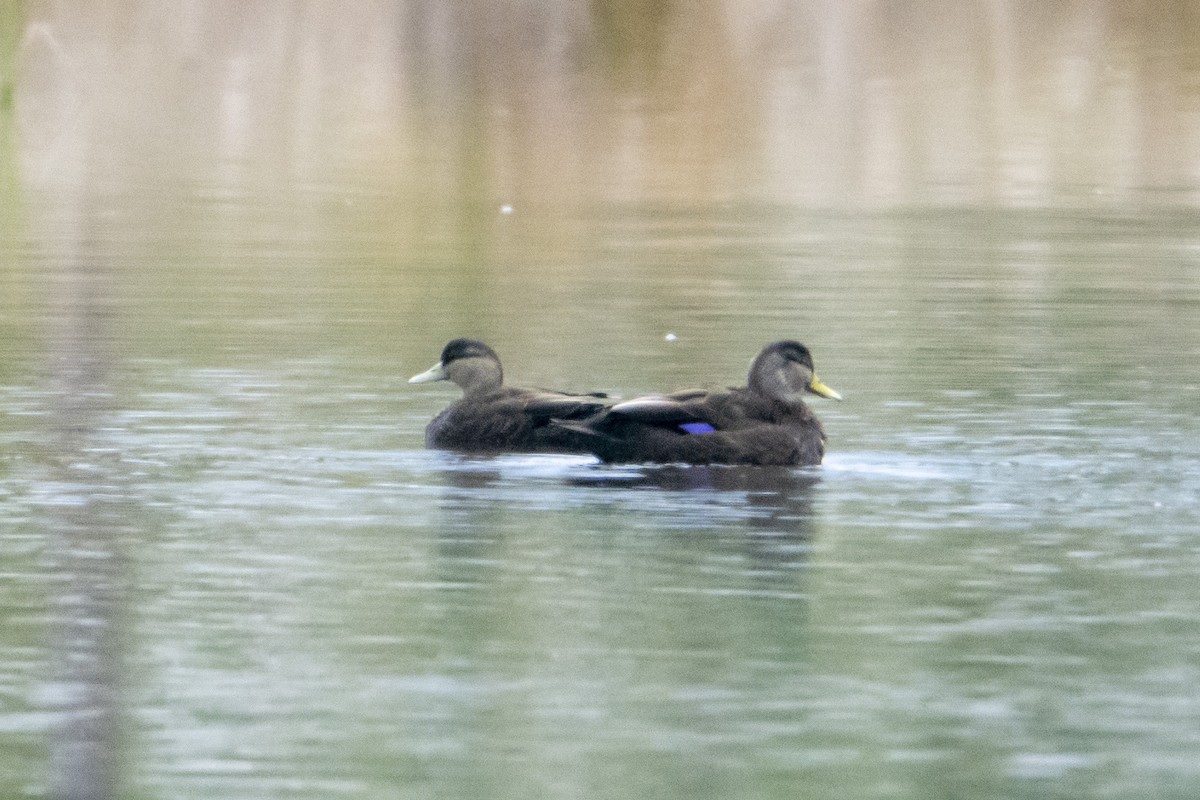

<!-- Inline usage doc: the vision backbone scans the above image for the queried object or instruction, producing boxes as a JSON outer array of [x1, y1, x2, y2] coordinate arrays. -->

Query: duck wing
[[518, 388, 613, 422], [607, 389, 719, 431]]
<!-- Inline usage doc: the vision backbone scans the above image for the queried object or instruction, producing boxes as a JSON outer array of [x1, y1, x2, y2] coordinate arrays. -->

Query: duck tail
[[548, 417, 610, 442], [549, 418, 592, 434]]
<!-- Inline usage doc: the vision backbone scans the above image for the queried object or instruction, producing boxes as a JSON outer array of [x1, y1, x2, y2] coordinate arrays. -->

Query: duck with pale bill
[[409, 338, 612, 453]]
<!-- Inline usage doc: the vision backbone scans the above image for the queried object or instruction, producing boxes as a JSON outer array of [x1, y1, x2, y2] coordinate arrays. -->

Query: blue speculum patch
[[678, 421, 716, 434]]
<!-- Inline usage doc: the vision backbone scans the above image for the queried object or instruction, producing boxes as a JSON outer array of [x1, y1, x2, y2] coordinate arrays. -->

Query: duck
[[553, 340, 841, 466], [409, 338, 613, 453]]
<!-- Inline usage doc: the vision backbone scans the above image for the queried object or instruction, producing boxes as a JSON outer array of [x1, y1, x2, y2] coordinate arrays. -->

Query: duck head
[[409, 338, 504, 395], [747, 340, 842, 403]]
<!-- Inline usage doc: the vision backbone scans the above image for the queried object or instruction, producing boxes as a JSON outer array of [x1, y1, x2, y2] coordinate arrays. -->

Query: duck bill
[[807, 375, 843, 401], [408, 362, 447, 384]]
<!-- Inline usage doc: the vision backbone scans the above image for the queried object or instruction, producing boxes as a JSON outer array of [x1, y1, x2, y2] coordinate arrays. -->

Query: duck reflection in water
[[569, 464, 821, 578], [426, 457, 819, 586]]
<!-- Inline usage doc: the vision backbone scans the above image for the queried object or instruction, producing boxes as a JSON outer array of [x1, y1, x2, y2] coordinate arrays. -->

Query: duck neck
[[451, 358, 504, 397], [748, 367, 806, 406]]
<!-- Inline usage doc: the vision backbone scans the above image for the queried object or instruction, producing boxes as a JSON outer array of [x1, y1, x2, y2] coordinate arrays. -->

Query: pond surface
[[4, 4, 1200, 799], [4, 200, 1199, 799]]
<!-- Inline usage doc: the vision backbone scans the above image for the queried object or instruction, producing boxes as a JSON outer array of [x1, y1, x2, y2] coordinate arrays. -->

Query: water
[[5, 4, 1200, 799], [5, 203, 1199, 799]]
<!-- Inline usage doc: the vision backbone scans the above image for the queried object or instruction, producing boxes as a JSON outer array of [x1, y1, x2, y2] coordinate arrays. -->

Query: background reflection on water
[[3, 3, 1200, 799]]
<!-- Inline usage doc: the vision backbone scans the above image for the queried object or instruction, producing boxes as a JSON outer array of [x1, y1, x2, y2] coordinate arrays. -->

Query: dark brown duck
[[555, 340, 841, 466], [409, 338, 611, 453]]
